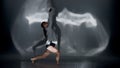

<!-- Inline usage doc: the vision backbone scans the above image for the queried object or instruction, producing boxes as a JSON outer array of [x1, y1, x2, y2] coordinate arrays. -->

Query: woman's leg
[[31, 50, 50, 63], [47, 46, 60, 64], [55, 51, 60, 64]]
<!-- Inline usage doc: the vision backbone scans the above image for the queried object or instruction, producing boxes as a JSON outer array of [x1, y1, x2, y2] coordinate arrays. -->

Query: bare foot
[[31, 58, 36, 64]]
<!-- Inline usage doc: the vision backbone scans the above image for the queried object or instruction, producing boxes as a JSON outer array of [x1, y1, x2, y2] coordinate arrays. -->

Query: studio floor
[[1, 54, 120, 68]]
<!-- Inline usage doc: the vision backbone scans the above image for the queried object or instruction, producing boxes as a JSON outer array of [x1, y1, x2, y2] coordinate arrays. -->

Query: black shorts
[[46, 42, 56, 48]]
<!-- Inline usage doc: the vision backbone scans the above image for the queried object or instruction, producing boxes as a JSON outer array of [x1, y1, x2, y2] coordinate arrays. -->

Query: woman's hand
[[49, 8, 52, 12], [48, 7, 55, 13]]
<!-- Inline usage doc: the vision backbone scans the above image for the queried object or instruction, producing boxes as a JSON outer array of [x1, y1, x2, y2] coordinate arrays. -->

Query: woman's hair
[[41, 21, 48, 28], [41, 21, 48, 39]]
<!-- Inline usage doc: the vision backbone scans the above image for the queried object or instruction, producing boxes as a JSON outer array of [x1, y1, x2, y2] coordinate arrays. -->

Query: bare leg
[[55, 51, 60, 64], [51, 47, 60, 64], [47, 46, 60, 64], [31, 50, 50, 63]]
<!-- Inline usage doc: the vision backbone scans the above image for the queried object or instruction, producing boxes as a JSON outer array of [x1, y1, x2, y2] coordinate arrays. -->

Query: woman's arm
[[47, 0, 61, 51]]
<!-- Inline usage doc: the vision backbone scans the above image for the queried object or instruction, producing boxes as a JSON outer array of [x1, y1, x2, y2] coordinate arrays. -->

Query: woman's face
[[43, 23, 48, 28]]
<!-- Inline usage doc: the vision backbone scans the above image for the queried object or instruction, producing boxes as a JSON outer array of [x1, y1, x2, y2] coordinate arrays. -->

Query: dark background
[[0, 0, 119, 68]]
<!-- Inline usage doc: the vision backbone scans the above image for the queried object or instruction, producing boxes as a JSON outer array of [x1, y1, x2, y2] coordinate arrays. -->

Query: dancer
[[30, 0, 61, 55], [31, 21, 60, 64], [30, 0, 61, 64]]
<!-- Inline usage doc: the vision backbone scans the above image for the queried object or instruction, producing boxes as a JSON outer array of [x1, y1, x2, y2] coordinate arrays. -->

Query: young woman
[[31, 22, 60, 64], [31, 0, 61, 64]]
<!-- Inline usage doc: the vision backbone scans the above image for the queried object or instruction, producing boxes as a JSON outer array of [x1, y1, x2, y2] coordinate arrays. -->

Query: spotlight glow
[[26, 12, 48, 24], [56, 8, 97, 27], [25, 8, 97, 28], [12, 6, 109, 57]]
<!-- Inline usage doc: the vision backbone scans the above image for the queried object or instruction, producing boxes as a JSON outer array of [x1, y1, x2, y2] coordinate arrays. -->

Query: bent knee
[[55, 51, 60, 55]]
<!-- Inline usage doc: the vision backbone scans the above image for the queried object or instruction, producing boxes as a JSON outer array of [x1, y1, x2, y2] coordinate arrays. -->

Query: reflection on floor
[[21, 61, 91, 68], [1, 55, 120, 68], [21, 59, 120, 68]]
